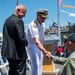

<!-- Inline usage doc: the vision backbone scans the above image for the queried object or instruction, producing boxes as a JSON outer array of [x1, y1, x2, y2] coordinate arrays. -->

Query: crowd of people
[[1, 3, 75, 75], [55, 44, 67, 57]]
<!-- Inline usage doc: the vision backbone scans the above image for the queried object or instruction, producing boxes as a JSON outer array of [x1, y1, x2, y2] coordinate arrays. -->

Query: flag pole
[[57, 0, 61, 46], [16, 0, 18, 6]]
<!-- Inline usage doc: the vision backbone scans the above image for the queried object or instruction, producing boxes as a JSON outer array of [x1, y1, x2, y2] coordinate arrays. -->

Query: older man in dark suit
[[1, 4, 28, 75]]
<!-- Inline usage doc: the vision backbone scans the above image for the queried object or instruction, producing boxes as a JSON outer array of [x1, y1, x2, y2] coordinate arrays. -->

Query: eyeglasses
[[64, 39, 70, 43], [64, 39, 67, 43]]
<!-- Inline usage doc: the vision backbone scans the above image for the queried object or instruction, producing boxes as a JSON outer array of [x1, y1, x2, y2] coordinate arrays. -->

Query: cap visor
[[41, 15, 48, 18]]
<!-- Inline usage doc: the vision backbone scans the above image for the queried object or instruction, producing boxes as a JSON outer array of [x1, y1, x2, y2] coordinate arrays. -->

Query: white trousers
[[27, 45, 43, 75]]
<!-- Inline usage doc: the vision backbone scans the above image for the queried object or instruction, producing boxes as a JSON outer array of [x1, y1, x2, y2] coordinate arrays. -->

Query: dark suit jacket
[[1, 14, 28, 60]]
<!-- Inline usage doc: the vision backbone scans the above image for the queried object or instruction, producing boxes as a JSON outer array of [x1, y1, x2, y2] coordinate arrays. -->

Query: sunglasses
[[64, 39, 69, 43]]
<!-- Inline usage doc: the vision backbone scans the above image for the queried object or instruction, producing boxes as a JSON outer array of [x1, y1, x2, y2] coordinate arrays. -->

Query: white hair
[[15, 4, 25, 10], [15, 4, 21, 10]]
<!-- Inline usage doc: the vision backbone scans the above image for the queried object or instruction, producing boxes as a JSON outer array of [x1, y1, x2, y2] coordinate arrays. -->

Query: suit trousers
[[7, 58, 26, 75]]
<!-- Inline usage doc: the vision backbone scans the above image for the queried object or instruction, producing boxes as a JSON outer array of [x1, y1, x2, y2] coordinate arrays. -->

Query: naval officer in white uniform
[[26, 9, 50, 75]]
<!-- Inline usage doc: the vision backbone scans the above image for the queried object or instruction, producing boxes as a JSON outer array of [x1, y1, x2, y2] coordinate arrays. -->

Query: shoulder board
[[33, 21, 38, 27]]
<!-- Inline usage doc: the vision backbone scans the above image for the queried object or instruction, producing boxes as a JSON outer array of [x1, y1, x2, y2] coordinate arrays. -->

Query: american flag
[[59, 0, 62, 6]]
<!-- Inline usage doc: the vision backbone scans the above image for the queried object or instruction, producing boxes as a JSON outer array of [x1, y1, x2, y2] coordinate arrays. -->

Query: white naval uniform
[[26, 19, 45, 75]]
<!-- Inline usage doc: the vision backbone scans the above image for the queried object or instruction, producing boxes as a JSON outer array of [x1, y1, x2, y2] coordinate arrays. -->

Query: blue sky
[[0, 0, 75, 32]]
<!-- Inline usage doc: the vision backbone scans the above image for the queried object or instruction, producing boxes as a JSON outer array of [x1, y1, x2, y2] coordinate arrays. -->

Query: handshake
[[44, 51, 52, 58]]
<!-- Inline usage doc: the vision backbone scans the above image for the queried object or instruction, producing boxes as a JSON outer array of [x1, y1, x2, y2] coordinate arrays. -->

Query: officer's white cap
[[37, 9, 48, 18]]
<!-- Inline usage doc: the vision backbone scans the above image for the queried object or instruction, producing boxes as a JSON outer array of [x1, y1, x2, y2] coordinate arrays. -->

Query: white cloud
[[69, 13, 75, 17], [61, 10, 70, 14], [61, 10, 75, 17]]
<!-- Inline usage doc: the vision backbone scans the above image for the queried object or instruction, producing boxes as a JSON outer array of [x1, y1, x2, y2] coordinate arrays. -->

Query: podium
[[42, 35, 60, 75]]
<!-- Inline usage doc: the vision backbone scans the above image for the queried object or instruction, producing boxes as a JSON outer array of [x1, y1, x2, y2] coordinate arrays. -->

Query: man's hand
[[45, 51, 51, 58]]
